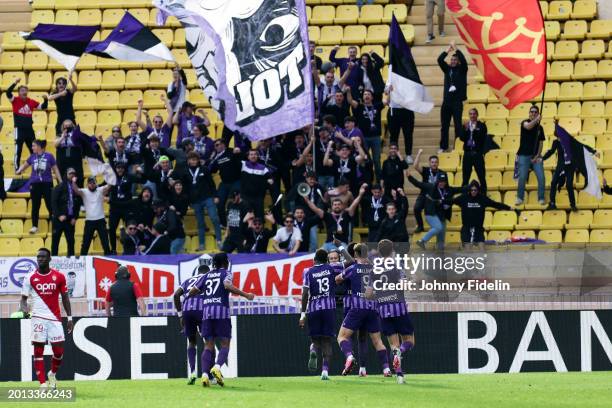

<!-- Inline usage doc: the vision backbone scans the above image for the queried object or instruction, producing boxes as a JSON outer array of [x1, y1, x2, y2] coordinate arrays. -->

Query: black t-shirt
[[420, 167, 446, 185], [381, 156, 408, 192], [314, 138, 334, 177], [517, 122, 545, 156], [294, 215, 320, 252], [323, 211, 352, 243], [320, 103, 350, 127], [226, 201, 251, 237], [331, 155, 358, 185], [54, 91, 75, 123], [354, 102, 383, 138]]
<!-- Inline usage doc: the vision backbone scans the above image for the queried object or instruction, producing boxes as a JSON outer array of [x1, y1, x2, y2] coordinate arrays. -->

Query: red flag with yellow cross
[[446, 0, 546, 109]]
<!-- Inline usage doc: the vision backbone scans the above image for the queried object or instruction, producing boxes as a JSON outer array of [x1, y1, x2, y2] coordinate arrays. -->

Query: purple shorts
[[342, 308, 381, 333], [201, 318, 232, 340], [381, 313, 414, 336], [183, 310, 203, 338], [307, 309, 336, 338]]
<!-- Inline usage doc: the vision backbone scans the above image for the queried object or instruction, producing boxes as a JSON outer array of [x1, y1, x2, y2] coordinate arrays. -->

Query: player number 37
[[205, 278, 220, 296]]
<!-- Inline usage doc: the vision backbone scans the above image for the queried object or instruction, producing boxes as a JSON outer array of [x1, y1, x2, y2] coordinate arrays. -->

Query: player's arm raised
[[224, 280, 255, 301], [60, 290, 73, 334]]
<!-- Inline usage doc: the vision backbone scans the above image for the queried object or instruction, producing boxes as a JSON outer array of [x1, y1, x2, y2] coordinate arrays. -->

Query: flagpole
[[536, 0, 547, 116]]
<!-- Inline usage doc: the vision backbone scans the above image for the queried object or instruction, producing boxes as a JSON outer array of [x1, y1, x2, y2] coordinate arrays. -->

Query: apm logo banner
[[154, 0, 314, 140]]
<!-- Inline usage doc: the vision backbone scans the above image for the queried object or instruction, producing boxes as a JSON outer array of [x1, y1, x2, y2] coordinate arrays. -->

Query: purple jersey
[[180, 275, 206, 312], [342, 263, 377, 311], [27, 152, 56, 183], [303, 262, 343, 312], [143, 124, 172, 149], [195, 268, 232, 319], [374, 266, 408, 318]]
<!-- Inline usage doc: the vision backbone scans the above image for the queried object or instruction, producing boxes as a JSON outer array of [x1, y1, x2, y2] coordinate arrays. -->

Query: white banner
[[0, 256, 86, 297]]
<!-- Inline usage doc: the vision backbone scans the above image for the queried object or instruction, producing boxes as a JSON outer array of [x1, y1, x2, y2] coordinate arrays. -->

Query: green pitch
[[6, 372, 612, 408]]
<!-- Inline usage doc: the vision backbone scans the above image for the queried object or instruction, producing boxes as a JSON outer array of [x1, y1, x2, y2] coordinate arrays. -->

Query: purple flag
[[154, 0, 314, 141]]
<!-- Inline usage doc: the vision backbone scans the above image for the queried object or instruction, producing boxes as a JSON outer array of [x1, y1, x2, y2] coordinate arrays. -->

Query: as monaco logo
[[9, 259, 37, 287]]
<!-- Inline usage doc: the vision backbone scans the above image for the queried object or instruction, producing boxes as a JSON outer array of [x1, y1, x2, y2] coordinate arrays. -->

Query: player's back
[[180, 275, 206, 312], [197, 268, 232, 319], [304, 263, 340, 312], [372, 265, 408, 318], [343, 262, 377, 310], [22, 269, 66, 321]]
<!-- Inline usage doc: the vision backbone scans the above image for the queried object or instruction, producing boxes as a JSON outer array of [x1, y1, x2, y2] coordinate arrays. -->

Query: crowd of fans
[[2, 24, 610, 256]]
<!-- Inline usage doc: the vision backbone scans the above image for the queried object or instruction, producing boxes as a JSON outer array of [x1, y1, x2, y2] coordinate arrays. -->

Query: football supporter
[[19, 248, 73, 389], [240, 149, 273, 218], [136, 96, 174, 149], [272, 213, 302, 255], [438, 42, 468, 152], [375, 196, 409, 244], [380, 143, 409, 195], [119, 220, 145, 256], [108, 162, 141, 254], [460, 108, 488, 192], [142, 222, 172, 255], [72, 176, 113, 256], [173, 101, 207, 146], [189, 253, 255, 387], [515, 105, 546, 206], [51, 168, 82, 256], [221, 191, 251, 253], [209, 139, 242, 227], [54, 120, 85, 187], [412, 149, 447, 233], [361, 184, 388, 242], [7, 78, 48, 170], [105, 265, 146, 317], [243, 212, 277, 253], [49, 73, 77, 136]]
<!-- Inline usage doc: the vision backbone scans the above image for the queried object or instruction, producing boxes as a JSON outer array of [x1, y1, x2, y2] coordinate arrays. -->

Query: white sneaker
[[29, 226, 38, 234], [358, 367, 367, 377], [440, 31, 446, 37], [538, 199, 546, 205], [321, 370, 329, 380], [47, 370, 57, 390], [405, 155, 414, 165], [515, 198, 523, 206], [437, 149, 444, 154], [39, 382, 48, 390], [397, 375, 405, 384]]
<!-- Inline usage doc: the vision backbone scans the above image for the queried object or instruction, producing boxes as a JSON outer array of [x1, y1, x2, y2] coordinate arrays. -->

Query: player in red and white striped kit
[[19, 248, 73, 389]]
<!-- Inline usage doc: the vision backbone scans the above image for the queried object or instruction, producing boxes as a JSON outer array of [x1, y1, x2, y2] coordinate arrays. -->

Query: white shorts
[[31, 317, 65, 344]]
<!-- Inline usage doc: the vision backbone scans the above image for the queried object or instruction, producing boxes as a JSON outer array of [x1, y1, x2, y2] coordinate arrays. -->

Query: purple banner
[[153, 0, 314, 141]]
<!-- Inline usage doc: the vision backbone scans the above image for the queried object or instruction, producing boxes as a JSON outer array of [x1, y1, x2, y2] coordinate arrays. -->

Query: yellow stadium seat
[[32, 111, 47, 127], [485, 104, 509, 120], [484, 171, 502, 190], [486, 119, 507, 136], [562, 20, 588, 40], [587, 20, 612, 39], [99, 0, 151, 7], [438, 151, 459, 171], [142, 90, 166, 108], [23, 52, 48, 71], [335, 5, 359, 24], [359, 5, 383, 24], [171, 49, 191, 68], [579, 40, 605, 59], [0, 52, 24, 71], [30, 10, 54, 28], [485, 151, 507, 171], [582, 101, 605, 118], [366, 24, 390, 44], [78, 9, 101, 25], [578, 190, 599, 209], [572, 60, 597, 80], [547, 1, 572, 20], [606, 43, 612, 59], [0, 238, 20, 256], [343, 25, 367, 44], [508, 103, 531, 119], [75, 110, 97, 125], [27, 71, 52, 91], [31, 0, 54, 9], [2, 32, 26, 51], [0, 219, 24, 238], [491, 211, 516, 231], [118, 90, 142, 110], [548, 61, 572, 81], [97, 110, 121, 126], [583, 81, 606, 100], [553, 40, 579, 60], [542, 82, 560, 102], [515, 210, 542, 230], [557, 81, 583, 101], [557, 101, 582, 118], [308, 26, 320, 43], [96, 91, 119, 110], [54, 0, 78, 9], [500, 136, 519, 153], [546, 41, 554, 61], [591, 209, 612, 228], [600, 150, 612, 169], [542, 210, 567, 229], [102, 9, 124, 28], [597, 60, 612, 80], [538, 229, 562, 243], [26, 198, 49, 218], [590, 229, 612, 243], [383, 4, 407, 23], [311, 6, 335, 25], [78, 70, 102, 91], [512, 230, 536, 242], [101, 70, 126, 90], [597, 134, 612, 149], [565, 210, 593, 229], [125, 70, 149, 90], [572, 0, 597, 19], [558, 117, 582, 134], [319, 26, 343, 45], [446, 211, 461, 231], [306, 5, 312, 20], [149, 70, 172, 88], [19, 237, 45, 256], [73, 91, 97, 110], [564, 229, 589, 243], [152, 28, 174, 48], [400, 24, 415, 44], [544, 21, 560, 40], [128, 8, 149, 25], [55, 10, 78, 25], [467, 84, 489, 103], [487, 230, 510, 242], [75, 55, 97, 70], [607, 100, 612, 117], [539, 1, 548, 18], [24, 219, 48, 237], [2, 199, 27, 217], [97, 55, 121, 70]]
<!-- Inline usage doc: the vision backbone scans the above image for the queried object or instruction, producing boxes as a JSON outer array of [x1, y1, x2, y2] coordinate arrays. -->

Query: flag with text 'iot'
[[153, 0, 314, 141], [387, 15, 434, 114], [446, 0, 546, 109]]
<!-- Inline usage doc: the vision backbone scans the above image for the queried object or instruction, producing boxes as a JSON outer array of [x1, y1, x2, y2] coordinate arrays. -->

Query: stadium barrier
[[2, 311, 611, 381]]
